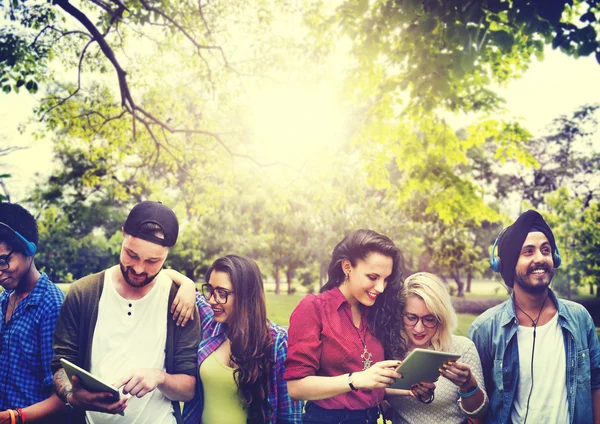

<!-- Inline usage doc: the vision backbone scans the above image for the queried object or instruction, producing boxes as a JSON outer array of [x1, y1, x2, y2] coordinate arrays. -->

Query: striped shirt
[[0, 273, 64, 409], [183, 293, 303, 423]]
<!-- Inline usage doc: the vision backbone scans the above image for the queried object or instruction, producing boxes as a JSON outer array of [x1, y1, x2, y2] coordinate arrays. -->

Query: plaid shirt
[[0, 273, 65, 409], [183, 293, 303, 423]]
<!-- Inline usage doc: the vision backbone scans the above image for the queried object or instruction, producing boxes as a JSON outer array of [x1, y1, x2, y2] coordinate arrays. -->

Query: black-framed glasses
[[0, 250, 14, 271], [202, 283, 234, 305], [402, 313, 439, 328]]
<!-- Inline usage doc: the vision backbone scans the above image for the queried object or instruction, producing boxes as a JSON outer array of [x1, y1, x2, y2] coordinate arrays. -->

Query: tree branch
[[40, 38, 95, 122], [138, 0, 228, 65]]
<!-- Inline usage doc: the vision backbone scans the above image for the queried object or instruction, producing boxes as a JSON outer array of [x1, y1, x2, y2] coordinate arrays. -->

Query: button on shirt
[[0, 273, 65, 409], [284, 287, 385, 410]]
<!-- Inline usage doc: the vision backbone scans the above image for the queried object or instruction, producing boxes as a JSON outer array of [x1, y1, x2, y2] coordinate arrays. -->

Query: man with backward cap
[[51, 201, 200, 424], [468, 210, 600, 424]]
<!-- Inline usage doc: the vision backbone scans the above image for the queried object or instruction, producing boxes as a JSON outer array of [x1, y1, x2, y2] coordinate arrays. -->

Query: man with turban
[[468, 210, 600, 424]]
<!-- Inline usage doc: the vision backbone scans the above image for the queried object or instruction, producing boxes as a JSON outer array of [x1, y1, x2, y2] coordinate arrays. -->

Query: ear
[[341, 259, 352, 274]]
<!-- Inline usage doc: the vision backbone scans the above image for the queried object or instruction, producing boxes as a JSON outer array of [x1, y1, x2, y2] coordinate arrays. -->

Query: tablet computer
[[60, 358, 120, 400], [388, 348, 461, 390]]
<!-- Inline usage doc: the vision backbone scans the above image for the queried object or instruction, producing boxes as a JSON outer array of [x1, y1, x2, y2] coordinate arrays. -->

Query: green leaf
[[492, 30, 514, 52], [3, 85, 11, 93]]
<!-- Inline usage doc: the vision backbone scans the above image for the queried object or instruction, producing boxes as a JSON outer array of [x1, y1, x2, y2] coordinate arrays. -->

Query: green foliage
[[544, 189, 600, 298]]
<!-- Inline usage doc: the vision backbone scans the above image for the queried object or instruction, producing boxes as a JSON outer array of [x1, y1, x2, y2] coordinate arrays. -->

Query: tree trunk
[[286, 265, 293, 295], [466, 270, 472, 293], [452, 271, 465, 298], [590, 282, 594, 296], [274, 265, 280, 295], [597, 284, 600, 298]]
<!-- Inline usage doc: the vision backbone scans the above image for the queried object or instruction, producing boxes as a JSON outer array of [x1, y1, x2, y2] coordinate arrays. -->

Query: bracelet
[[417, 391, 435, 404], [458, 385, 479, 398], [17, 408, 24, 424], [8, 409, 16, 424], [347, 372, 358, 391]]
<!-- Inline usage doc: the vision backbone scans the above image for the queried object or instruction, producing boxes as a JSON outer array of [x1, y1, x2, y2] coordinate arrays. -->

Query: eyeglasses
[[202, 283, 234, 305], [402, 313, 439, 328], [0, 250, 14, 271]]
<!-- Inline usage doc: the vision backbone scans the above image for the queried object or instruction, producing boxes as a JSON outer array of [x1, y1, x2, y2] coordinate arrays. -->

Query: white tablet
[[60, 358, 120, 400], [388, 348, 461, 390]]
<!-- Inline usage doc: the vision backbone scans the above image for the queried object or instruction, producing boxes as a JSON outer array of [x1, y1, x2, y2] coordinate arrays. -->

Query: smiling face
[[403, 295, 439, 349], [338, 252, 393, 307], [206, 270, 235, 323], [119, 234, 169, 288], [514, 231, 555, 295], [0, 242, 30, 291]]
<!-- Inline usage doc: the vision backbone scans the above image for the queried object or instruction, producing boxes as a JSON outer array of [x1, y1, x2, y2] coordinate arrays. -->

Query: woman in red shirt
[[285, 229, 429, 423]]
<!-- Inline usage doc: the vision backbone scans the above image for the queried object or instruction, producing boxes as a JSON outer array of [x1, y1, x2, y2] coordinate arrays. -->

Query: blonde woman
[[386, 272, 488, 424]]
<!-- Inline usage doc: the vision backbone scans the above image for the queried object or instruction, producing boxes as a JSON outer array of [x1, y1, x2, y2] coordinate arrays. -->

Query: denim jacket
[[468, 289, 600, 424]]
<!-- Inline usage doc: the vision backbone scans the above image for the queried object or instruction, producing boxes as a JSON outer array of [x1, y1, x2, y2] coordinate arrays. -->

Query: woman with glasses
[[165, 255, 302, 424], [385, 272, 488, 423], [284, 230, 415, 424]]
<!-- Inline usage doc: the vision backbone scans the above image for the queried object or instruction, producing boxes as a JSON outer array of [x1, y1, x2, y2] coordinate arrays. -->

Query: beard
[[120, 262, 161, 288], [514, 263, 554, 294]]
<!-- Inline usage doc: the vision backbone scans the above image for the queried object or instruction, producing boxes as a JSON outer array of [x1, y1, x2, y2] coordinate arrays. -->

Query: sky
[[1, 45, 599, 203]]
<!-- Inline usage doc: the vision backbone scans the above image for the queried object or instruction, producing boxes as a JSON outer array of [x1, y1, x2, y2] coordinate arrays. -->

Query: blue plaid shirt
[[183, 293, 303, 423], [0, 273, 65, 409]]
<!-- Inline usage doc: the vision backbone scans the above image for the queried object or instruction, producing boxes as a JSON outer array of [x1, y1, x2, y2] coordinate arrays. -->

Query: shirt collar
[[329, 286, 351, 311], [1, 272, 50, 307], [22, 272, 50, 306], [503, 287, 562, 327]]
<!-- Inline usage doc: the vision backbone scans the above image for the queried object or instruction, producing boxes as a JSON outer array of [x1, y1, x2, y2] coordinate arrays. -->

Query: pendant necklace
[[344, 307, 373, 370]]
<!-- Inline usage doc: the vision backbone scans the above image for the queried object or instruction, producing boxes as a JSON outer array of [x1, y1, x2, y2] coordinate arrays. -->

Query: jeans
[[302, 402, 380, 424]]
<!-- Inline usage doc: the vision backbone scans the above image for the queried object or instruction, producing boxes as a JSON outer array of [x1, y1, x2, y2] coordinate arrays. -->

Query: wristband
[[17, 408, 24, 424], [347, 372, 358, 391], [458, 385, 479, 398], [8, 409, 16, 424]]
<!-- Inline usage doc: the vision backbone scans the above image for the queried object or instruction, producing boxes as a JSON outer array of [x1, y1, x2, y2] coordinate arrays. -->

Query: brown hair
[[205, 255, 274, 423], [321, 229, 408, 359]]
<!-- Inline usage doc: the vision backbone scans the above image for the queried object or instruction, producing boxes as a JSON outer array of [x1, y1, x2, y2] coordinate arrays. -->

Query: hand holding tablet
[[60, 358, 128, 415], [61, 358, 120, 400], [388, 348, 461, 390]]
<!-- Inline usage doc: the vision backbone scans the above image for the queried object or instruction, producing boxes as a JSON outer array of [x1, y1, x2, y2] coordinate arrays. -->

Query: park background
[[1, 0, 599, 336]]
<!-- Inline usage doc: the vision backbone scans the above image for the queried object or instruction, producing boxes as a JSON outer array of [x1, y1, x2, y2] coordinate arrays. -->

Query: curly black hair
[[0, 202, 38, 254]]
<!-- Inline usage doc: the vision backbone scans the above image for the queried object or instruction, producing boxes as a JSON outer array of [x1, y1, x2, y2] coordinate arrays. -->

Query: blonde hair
[[402, 272, 457, 352]]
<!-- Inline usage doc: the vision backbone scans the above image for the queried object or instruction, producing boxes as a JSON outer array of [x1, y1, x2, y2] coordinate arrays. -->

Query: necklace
[[513, 294, 549, 327], [344, 307, 373, 370]]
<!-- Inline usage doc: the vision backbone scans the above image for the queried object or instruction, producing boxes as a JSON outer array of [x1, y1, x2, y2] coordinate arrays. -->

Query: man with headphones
[[0, 202, 67, 423], [468, 210, 600, 424]]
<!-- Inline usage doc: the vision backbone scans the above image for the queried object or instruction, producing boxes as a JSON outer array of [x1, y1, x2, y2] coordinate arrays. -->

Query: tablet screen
[[388, 348, 461, 390]]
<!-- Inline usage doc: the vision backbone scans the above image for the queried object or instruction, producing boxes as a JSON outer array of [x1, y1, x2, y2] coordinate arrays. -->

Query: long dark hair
[[205, 255, 274, 423], [321, 229, 407, 359]]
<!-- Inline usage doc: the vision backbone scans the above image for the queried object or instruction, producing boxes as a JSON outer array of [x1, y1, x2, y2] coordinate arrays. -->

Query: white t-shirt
[[86, 268, 176, 424], [510, 311, 569, 424]]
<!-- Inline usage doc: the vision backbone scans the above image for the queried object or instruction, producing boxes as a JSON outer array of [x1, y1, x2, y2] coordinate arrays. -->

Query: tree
[[515, 103, 600, 207], [303, 0, 599, 228], [2, 0, 293, 166], [544, 188, 600, 299]]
